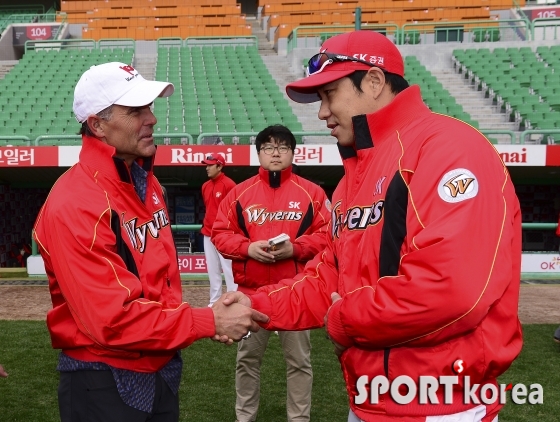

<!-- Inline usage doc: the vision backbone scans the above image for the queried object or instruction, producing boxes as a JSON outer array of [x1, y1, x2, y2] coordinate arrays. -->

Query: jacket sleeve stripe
[[296, 202, 314, 238], [236, 201, 250, 238], [103, 256, 131, 298]]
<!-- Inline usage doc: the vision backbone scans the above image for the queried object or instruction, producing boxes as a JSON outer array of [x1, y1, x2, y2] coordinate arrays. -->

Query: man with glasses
[[212, 124, 330, 422], [33, 62, 267, 422], [200, 153, 237, 306], [220, 31, 522, 422]]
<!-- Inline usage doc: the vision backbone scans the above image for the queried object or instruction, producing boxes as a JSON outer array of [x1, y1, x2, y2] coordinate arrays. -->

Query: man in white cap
[[33, 62, 268, 422], [219, 31, 522, 422]]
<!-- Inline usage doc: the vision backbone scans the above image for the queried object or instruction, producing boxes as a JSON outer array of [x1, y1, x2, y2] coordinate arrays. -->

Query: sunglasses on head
[[206, 155, 216, 161], [306, 52, 377, 76]]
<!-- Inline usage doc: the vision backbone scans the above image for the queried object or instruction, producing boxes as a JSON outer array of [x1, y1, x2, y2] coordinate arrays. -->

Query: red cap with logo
[[286, 31, 404, 104], [201, 154, 226, 166]]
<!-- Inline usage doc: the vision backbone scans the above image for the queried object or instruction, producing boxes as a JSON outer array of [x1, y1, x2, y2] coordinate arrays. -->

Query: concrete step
[[261, 54, 329, 134], [249, 17, 274, 55], [430, 64, 522, 139], [134, 54, 157, 81], [0, 60, 18, 80]]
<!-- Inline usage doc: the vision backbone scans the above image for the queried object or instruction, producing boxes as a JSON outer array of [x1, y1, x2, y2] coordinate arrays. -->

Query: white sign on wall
[[521, 254, 560, 273]]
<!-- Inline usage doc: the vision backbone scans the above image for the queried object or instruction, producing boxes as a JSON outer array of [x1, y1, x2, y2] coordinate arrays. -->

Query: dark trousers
[[58, 370, 179, 422]]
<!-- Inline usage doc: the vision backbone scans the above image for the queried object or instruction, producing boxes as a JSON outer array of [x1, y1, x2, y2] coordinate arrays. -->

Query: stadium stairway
[[430, 66, 519, 144], [261, 54, 329, 140], [251, 17, 333, 143], [0, 60, 17, 80], [248, 16, 274, 56], [134, 53, 156, 82]]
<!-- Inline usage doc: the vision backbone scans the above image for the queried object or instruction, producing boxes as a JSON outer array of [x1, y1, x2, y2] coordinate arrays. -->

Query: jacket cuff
[[291, 243, 302, 260], [250, 291, 274, 330], [240, 241, 250, 257], [191, 307, 216, 338], [326, 299, 353, 348]]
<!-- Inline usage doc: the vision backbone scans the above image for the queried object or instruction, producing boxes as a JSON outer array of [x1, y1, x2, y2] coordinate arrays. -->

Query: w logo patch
[[438, 168, 478, 203]]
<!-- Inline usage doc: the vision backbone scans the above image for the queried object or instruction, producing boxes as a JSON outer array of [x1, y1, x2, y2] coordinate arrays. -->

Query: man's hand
[[324, 292, 348, 357], [212, 292, 253, 344], [269, 240, 294, 261], [0, 364, 8, 378], [212, 295, 269, 345], [248, 240, 276, 263], [221, 291, 252, 308]]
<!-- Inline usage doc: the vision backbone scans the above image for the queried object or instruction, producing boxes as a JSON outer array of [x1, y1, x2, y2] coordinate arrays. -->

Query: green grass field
[[0, 322, 558, 421]]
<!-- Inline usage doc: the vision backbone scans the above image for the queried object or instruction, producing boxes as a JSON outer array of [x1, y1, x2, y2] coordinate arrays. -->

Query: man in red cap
[[201, 153, 237, 306], [220, 31, 522, 422]]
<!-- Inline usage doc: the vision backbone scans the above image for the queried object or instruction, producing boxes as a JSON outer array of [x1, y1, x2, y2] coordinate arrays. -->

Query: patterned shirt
[[130, 161, 147, 203], [57, 351, 183, 413]]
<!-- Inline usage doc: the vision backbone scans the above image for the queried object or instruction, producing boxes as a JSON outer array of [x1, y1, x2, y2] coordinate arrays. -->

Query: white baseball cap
[[73, 62, 174, 123]]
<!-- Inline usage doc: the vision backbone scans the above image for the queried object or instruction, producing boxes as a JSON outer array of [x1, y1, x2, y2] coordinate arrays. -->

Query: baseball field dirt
[[0, 284, 559, 324]]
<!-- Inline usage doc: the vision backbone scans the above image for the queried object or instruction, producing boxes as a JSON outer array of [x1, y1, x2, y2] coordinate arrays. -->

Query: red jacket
[[33, 136, 215, 373], [212, 165, 330, 294], [201, 172, 236, 237], [251, 86, 522, 421]]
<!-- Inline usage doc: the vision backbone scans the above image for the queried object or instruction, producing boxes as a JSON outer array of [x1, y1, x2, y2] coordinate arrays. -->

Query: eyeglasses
[[205, 155, 216, 161], [260, 145, 291, 155], [307, 52, 376, 76]]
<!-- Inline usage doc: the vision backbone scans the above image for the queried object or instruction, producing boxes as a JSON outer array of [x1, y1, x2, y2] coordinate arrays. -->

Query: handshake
[[211, 291, 266, 345]]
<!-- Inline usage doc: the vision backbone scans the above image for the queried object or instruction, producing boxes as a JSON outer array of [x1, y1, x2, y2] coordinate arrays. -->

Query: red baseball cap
[[201, 154, 226, 166], [286, 31, 404, 104]]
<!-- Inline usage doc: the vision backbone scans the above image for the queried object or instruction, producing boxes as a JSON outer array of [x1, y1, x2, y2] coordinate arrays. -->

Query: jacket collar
[[353, 85, 430, 151], [258, 165, 293, 188], [79, 135, 155, 183], [210, 172, 225, 184]]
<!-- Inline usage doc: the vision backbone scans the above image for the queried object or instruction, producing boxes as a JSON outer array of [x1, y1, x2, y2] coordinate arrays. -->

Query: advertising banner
[[177, 254, 207, 274], [521, 253, 560, 273], [0, 146, 58, 167], [7, 144, 560, 167], [155, 145, 251, 166]]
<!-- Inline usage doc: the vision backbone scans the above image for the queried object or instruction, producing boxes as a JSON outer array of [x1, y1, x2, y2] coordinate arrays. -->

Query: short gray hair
[[78, 105, 114, 136]]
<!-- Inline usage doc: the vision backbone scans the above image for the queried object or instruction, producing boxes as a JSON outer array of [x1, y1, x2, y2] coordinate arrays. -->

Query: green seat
[[0, 137, 30, 146]]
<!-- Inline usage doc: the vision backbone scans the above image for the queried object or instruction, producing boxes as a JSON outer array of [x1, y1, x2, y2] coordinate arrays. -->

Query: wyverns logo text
[[123, 209, 170, 253], [245, 205, 302, 225], [354, 375, 543, 406], [331, 200, 384, 239]]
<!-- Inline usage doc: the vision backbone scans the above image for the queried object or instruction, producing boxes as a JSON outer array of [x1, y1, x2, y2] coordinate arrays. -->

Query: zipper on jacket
[[384, 348, 390, 377]]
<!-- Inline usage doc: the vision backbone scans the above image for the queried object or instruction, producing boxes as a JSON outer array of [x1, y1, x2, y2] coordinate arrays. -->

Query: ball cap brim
[[286, 31, 404, 104], [201, 156, 226, 166]]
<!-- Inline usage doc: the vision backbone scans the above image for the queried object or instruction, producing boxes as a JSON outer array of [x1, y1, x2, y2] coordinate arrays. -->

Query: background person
[[33, 62, 266, 422], [222, 31, 523, 422], [212, 124, 330, 422], [201, 153, 237, 306]]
